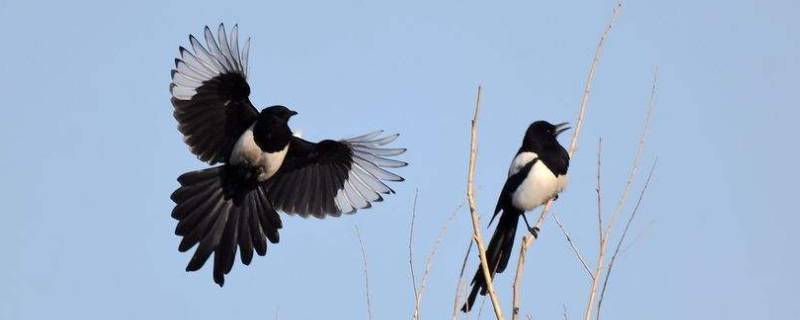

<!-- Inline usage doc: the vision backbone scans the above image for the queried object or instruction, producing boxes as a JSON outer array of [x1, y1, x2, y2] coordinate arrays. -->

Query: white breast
[[230, 126, 290, 181], [510, 153, 568, 211]]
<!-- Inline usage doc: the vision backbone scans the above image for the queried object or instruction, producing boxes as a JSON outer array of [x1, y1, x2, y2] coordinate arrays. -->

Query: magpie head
[[260, 105, 298, 122], [523, 121, 570, 151]]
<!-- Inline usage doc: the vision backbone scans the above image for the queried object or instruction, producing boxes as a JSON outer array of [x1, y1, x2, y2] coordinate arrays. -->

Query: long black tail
[[462, 208, 522, 312], [170, 166, 282, 286]]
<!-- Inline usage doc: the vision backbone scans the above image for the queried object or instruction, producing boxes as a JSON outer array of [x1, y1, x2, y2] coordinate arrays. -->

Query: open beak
[[555, 122, 571, 136]]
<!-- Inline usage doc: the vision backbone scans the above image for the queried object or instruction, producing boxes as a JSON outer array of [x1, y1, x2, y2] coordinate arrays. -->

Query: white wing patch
[[170, 24, 251, 101], [333, 131, 407, 214], [509, 151, 538, 176]]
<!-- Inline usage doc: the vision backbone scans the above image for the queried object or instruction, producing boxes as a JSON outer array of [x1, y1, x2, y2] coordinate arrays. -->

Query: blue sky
[[1, 0, 798, 319]]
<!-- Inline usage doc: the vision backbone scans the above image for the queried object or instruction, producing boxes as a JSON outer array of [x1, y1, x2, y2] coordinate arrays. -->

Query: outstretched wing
[[170, 24, 258, 164], [264, 131, 407, 217]]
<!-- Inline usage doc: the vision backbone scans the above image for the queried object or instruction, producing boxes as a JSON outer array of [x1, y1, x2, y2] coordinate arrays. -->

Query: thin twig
[[552, 213, 593, 279], [582, 233, 607, 320], [512, 233, 531, 320], [466, 85, 505, 319], [620, 219, 655, 256], [512, 1, 623, 313], [354, 226, 373, 320], [595, 67, 658, 320], [597, 160, 657, 317], [562, 304, 569, 320], [453, 240, 475, 320], [477, 296, 487, 320], [582, 138, 609, 320], [597, 138, 604, 240], [416, 200, 465, 319], [409, 189, 420, 319], [606, 67, 657, 235]]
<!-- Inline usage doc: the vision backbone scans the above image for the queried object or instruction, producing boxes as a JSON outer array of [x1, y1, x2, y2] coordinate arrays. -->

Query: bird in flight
[[169, 24, 407, 286], [462, 121, 570, 312]]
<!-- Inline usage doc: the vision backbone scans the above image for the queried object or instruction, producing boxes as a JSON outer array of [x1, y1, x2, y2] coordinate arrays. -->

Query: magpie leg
[[521, 214, 539, 239]]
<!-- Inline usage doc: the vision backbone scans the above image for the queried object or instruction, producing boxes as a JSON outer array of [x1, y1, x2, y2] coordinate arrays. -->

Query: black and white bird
[[169, 24, 407, 286], [462, 121, 570, 312]]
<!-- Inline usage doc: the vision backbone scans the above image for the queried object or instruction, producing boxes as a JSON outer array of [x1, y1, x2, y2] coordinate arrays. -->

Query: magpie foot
[[528, 226, 540, 239], [521, 214, 540, 238]]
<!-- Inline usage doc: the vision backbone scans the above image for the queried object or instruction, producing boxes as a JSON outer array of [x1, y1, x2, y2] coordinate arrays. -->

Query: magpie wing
[[264, 131, 407, 217], [170, 24, 258, 164]]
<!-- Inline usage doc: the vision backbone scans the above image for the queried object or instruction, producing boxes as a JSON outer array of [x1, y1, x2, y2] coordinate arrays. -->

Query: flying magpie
[[169, 24, 407, 286], [462, 120, 570, 312]]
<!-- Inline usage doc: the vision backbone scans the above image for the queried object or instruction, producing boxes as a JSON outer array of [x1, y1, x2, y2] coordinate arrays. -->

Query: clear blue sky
[[1, 0, 797, 319]]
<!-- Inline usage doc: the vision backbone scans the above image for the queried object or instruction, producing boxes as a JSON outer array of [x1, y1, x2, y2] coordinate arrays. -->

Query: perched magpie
[[169, 24, 407, 286], [462, 121, 570, 312]]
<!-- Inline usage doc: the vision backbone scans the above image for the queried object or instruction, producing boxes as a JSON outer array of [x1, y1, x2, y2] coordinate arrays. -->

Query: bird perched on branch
[[462, 121, 570, 312], [168, 24, 407, 286]]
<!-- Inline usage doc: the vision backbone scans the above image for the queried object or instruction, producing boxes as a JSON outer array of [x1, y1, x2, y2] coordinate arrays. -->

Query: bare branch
[[595, 67, 658, 320], [416, 199, 465, 319], [582, 233, 607, 320], [596, 138, 604, 240], [354, 226, 373, 320], [552, 213, 593, 280], [606, 67, 657, 234], [512, 234, 532, 320], [567, 2, 623, 156], [512, 1, 623, 313], [583, 137, 611, 320], [620, 219, 655, 256], [597, 160, 657, 317], [477, 296, 487, 320], [453, 240, 475, 320], [409, 189, 420, 319], [562, 304, 569, 320], [466, 85, 505, 319]]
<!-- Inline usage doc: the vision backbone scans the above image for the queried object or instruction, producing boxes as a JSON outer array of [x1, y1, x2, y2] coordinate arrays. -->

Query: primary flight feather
[[169, 24, 407, 286]]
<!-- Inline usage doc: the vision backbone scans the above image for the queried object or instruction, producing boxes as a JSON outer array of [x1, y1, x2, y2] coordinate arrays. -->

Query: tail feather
[[171, 166, 282, 286], [462, 208, 522, 312]]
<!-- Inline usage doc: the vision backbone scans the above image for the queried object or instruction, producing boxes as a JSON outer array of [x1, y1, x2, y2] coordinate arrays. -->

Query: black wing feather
[[264, 132, 406, 218], [171, 24, 258, 164]]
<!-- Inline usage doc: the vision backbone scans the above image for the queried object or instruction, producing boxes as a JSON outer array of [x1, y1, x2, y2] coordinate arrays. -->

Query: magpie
[[169, 24, 407, 286], [461, 120, 570, 312]]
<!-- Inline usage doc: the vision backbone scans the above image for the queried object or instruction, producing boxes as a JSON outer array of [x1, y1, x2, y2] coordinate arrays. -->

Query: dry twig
[[354, 226, 373, 320], [512, 233, 531, 320], [466, 85, 505, 319], [409, 189, 420, 318], [583, 140, 607, 320], [453, 240, 475, 320], [552, 213, 593, 279], [596, 160, 657, 317], [606, 68, 657, 235], [594, 67, 658, 320], [415, 199, 465, 319], [511, 2, 623, 314]]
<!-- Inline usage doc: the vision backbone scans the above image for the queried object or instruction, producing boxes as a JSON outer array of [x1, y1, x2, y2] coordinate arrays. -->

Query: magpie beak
[[555, 122, 571, 136], [289, 110, 298, 117]]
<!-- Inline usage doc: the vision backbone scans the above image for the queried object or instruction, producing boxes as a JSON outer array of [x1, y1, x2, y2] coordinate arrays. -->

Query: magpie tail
[[462, 208, 522, 312], [170, 166, 282, 286]]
